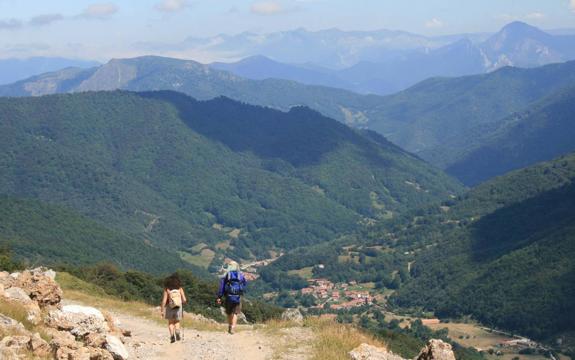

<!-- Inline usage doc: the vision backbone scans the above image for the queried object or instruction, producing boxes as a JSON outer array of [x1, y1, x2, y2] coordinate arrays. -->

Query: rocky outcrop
[[0, 268, 130, 360], [416, 339, 456, 360], [281, 308, 304, 325], [349, 339, 455, 360]]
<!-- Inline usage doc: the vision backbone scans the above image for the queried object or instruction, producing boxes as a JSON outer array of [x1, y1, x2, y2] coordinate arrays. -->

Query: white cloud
[[81, 3, 118, 19], [156, 0, 191, 13], [425, 18, 444, 29], [251, 1, 285, 15], [570, 0, 575, 12]]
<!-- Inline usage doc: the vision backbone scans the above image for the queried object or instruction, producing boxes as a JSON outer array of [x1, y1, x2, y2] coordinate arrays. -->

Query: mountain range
[[2, 55, 575, 186], [0, 90, 460, 271], [209, 22, 575, 95]]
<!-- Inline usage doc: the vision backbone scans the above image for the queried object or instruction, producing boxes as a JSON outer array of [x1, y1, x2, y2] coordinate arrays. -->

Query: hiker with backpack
[[216, 261, 247, 334], [161, 273, 188, 343]]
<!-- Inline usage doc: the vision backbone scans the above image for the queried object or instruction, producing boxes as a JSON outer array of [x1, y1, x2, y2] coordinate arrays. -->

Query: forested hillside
[[388, 153, 575, 340], [0, 196, 188, 273], [0, 90, 460, 270]]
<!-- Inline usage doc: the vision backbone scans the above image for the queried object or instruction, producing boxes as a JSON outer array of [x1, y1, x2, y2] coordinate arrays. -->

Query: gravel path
[[97, 306, 314, 360]]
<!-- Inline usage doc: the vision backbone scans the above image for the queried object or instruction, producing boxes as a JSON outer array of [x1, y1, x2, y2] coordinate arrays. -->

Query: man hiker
[[216, 261, 247, 334], [161, 273, 188, 343]]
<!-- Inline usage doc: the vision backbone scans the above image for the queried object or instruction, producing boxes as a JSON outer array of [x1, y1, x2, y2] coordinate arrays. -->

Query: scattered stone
[[281, 308, 304, 325], [0, 335, 32, 358], [349, 344, 406, 360], [105, 335, 130, 360], [416, 340, 456, 360]]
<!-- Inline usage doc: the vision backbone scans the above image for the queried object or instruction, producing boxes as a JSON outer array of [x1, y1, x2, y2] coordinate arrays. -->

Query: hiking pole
[[181, 308, 185, 342]]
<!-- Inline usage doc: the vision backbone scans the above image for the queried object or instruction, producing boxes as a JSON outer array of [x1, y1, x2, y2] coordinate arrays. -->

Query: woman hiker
[[161, 273, 188, 343], [216, 261, 247, 334]]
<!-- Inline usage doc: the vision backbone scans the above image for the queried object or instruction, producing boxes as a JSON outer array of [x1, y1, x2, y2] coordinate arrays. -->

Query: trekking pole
[[181, 308, 185, 341]]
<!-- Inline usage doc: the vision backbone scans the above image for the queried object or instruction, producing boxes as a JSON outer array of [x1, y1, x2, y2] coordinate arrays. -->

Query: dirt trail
[[65, 300, 313, 360]]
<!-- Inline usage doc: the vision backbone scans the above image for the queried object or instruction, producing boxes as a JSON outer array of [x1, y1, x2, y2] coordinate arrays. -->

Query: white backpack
[[167, 289, 182, 309]]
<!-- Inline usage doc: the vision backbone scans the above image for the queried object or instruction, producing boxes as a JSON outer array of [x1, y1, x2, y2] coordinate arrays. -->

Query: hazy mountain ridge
[[206, 22, 575, 95], [0, 57, 99, 86]]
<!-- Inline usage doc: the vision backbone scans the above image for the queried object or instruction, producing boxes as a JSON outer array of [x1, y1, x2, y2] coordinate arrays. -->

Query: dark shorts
[[225, 299, 242, 315]]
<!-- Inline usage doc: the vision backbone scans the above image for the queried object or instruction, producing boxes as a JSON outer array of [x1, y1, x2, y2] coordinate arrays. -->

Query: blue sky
[[0, 0, 574, 60]]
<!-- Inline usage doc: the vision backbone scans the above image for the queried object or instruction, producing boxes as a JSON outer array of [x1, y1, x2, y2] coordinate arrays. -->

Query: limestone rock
[[281, 308, 304, 325], [3, 286, 33, 304], [88, 347, 115, 360], [416, 340, 456, 360], [85, 332, 107, 348], [28, 333, 51, 358], [349, 343, 406, 360], [105, 335, 129, 360], [0, 313, 25, 332], [13, 268, 63, 307], [48, 329, 81, 350], [47, 305, 109, 336], [0, 335, 32, 358]]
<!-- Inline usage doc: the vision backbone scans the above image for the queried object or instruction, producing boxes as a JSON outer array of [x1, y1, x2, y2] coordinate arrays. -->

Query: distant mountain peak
[[489, 21, 550, 44]]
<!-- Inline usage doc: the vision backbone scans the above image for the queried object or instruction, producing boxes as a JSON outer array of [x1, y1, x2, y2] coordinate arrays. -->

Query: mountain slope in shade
[[0, 90, 461, 264], [445, 86, 575, 185], [390, 153, 575, 339], [0, 57, 99, 85]]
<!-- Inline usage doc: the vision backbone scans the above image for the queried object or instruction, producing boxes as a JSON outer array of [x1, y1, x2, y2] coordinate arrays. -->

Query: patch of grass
[[287, 266, 314, 280], [0, 299, 53, 343], [305, 317, 386, 360], [178, 249, 215, 269]]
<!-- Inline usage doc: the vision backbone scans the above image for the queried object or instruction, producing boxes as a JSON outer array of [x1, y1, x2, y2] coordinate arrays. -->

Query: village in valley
[[296, 278, 375, 310]]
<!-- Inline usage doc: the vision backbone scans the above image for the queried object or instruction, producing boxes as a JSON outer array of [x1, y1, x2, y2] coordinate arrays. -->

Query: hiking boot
[[170, 335, 176, 343], [228, 326, 233, 335], [175, 331, 181, 341]]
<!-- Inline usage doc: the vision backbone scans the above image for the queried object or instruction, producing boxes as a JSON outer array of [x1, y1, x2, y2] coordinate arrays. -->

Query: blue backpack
[[224, 271, 245, 304]]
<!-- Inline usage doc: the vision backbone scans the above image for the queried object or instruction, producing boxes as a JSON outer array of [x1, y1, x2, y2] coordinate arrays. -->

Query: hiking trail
[[64, 299, 314, 360]]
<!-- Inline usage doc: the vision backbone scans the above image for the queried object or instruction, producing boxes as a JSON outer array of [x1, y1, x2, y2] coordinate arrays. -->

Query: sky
[[0, 0, 574, 61]]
